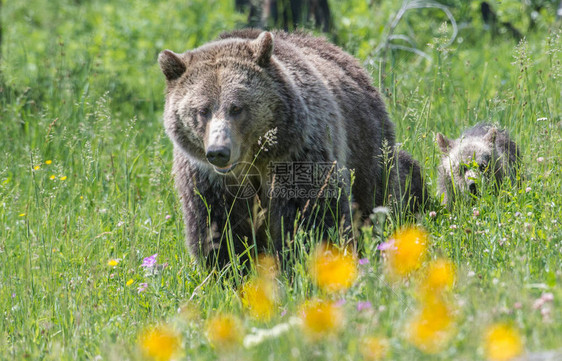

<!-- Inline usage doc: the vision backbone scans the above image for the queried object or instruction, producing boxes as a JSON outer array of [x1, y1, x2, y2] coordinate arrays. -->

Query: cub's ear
[[253, 31, 274, 66], [436, 133, 453, 154], [483, 127, 497, 146], [158, 50, 187, 81]]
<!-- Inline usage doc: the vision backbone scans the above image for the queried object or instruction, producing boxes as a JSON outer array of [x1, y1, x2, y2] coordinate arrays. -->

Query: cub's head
[[158, 32, 280, 174], [436, 127, 498, 199]]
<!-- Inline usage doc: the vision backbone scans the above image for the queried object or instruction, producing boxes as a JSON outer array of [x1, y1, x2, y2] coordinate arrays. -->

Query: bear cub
[[436, 123, 520, 205]]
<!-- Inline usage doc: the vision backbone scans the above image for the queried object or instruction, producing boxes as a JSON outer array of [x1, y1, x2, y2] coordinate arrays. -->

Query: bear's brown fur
[[392, 148, 428, 214], [158, 29, 404, 268]]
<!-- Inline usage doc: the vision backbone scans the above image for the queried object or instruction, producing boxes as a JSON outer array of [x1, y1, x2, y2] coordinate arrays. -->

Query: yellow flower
[[19, 213, 26, 217], [384, 227, 429, 278], [60, 176, 67, 181], [50, 175, 56, 180], [406, 299, 455, 354], [45, 160, 52, 165], [126, 279, 134, 286], [484, 323, 523, 361], [310, 244, 357, 293], [206, 314, 243, 349], [241, 277, 278, 321], [33, 165, 40, 170], [107, 259, 120, 267], [417, 258, 455, 301], [360, 336, 389, 360], [300, 299, 343, 340], [139, 325, 181, 361]]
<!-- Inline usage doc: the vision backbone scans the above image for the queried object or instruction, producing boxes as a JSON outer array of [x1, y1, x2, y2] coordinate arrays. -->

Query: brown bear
[[158, 29, 406, 268], [436, 123, 521, 205]]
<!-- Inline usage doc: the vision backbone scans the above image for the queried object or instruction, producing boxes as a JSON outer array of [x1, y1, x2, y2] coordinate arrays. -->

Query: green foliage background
[[0, 0, 560, 360]]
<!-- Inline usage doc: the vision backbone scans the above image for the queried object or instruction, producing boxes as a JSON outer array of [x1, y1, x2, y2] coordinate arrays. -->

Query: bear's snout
[[468, 181, 477, 195], [206, 145, 231, 168], [205, 117, 237, 169]]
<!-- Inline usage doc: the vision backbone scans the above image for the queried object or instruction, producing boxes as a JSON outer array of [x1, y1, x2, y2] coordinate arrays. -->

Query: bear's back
[[217, 29, 375, 92]]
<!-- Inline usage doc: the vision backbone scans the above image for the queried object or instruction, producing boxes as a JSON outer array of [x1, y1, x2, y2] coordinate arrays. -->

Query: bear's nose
[[206, 146, 231, 167], [468, 181, 477, 195]]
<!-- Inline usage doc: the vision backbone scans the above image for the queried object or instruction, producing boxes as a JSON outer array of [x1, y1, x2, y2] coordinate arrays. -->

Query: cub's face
[[436, 128, 497, 199], [158, 32, 277, 175], [445, 142, 494, 196]]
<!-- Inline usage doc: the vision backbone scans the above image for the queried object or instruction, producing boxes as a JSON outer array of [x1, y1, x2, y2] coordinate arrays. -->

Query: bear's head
[[158, 32, 285, 175], [436, 127, 499, 199]]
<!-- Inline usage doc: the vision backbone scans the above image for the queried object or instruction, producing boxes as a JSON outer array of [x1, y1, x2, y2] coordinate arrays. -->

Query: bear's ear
[[483, 127, 497, 146], [252, 31, 274, 66], [158, 50, 187, 81], [436, 133, 453, 154]]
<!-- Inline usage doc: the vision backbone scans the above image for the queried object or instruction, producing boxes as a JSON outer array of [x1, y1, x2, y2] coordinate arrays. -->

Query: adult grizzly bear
[[158, 29, 398, 268]]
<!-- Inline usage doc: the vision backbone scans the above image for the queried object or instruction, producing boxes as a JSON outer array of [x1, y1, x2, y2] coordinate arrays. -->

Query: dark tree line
[[235, 0, 332, 33], [235, 0, 562, 40]]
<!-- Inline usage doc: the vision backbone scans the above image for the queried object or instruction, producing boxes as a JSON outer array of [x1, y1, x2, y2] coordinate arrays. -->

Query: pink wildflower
[[334, 299, 347, 307], [377, 239, 395, 251], [357, 301, 372, 311], [137, 283, 148, 293], [358, 258, 369, 265], [142, 253, 158, 268]]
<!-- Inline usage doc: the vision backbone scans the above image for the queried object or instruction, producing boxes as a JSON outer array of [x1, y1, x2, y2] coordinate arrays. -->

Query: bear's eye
[[198, 107, 210, 117], [479, 162, 488, 172], [230, 105, 243, 116]]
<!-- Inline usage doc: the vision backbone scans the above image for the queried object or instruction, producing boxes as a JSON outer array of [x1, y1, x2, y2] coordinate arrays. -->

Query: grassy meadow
[[1, 0, 561, 360]]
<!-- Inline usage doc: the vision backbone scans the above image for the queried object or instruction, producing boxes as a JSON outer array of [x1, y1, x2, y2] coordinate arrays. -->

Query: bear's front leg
[[173, 150, 254, 269]]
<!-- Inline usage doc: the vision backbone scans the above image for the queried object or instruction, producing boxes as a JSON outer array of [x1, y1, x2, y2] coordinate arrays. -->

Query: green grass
[[1, 0, 561, 360]]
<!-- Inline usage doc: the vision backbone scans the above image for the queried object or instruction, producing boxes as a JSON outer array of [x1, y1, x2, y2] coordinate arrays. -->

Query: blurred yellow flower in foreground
[[360, 336, 389, 360], [206, 314, 243, 349], [45, 160, 52, 165], [126, 279, 134, 286], [406, 299, 455, 354], [310, 245, 357, 293], [139, 326, 181, 361], [107, 259, 120, 267], [424, 259, 455, 290], [241, 277, 278, 321], [383, 227, 429, 278], [484, 323, 523, 361], [60, 176, 67, 181], [300, 299, 343, 340], [417, 258, 456, 302]]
